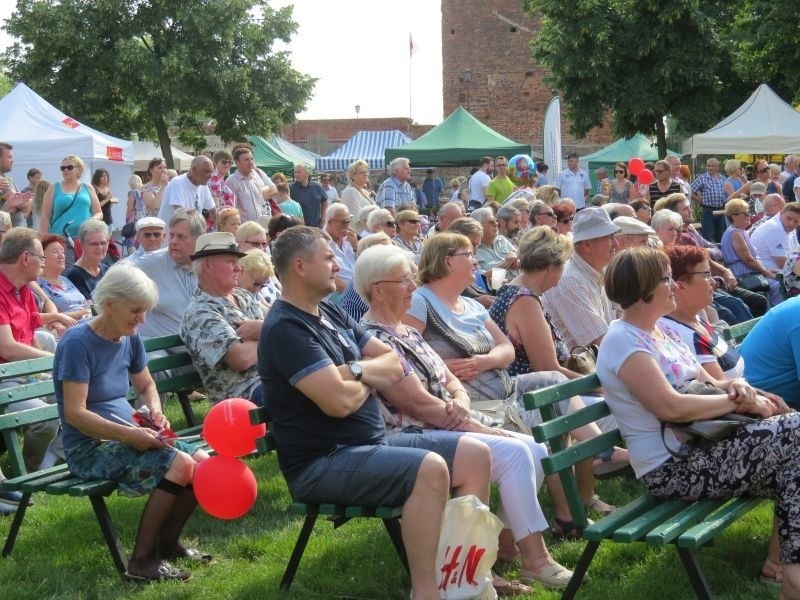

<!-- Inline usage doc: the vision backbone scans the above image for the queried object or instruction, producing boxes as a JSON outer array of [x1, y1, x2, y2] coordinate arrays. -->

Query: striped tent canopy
[[316, 130, 411, 171]]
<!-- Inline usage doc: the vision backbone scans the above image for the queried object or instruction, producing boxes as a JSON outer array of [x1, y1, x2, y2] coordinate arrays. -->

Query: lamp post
[[464, 68, 472, 112], [355, 104, 360, 120]]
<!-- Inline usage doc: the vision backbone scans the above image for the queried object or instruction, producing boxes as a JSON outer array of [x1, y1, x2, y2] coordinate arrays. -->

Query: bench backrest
[[720, 316, 761, 346], [523, 373, 623, 529]]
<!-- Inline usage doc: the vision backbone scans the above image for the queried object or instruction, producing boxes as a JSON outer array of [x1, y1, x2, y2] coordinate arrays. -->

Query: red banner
[[106, 146, 124, 161], [62, 117, 80, 129]]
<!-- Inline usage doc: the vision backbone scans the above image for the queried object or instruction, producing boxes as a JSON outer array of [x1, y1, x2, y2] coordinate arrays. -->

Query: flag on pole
[[409, 33, 418, 57], [543, 97, 562, 175]]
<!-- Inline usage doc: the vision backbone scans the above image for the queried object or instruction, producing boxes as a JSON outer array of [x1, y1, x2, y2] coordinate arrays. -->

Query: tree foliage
[[524, 0, 749, 156], [3, 0, 315, 167]]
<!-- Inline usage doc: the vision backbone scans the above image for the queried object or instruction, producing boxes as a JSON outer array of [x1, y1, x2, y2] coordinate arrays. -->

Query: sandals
[[162, 547, 216, 565], [493, 573, 532, 597], [519, 562, 576, 590], [760, 558, 782, 586], [592, 446, 634, 480], [124, 561, 191, 583], [551, 517, 583, 541], [584, 494, 616, 516]]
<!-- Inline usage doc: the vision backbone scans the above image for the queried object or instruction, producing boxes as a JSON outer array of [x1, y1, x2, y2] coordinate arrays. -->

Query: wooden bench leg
[[563, 540, 600, 600], [382, 518, 409, 575], [1, 492, 31, 558], [676, 547, 712, 600], [280, 513, 318, 590], [89, 495, 128, 575]]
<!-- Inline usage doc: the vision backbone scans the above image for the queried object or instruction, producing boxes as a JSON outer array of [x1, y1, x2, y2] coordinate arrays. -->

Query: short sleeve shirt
[[556, 168, 591, 209], [487, 176, 515, 204], [376, 177, 414, 211], [469, 171, 491, 202], [157, 174, 215, 223], [259, 300, 383, 482], [658, 316, 744, 379], [476, 235, 518, 277], [290, 181, 328, 227], [225, 169, 270, 222], [179, 287, 264, 403], [749, 213, 790, 270], [0, 271, 42, 362]]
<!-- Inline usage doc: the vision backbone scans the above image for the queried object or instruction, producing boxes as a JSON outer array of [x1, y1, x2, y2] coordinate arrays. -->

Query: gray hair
[[470, 207, 494, 225], [0, 211, 11, 231], [366, 208, 393, 231], [325, 202, 349, 221], [353, 244, 414, 304], [355, 205, 378, 232], [272, 225, 329, 279], [650, 208, 682, 231], [389, 157, 410, 175], [169, 209, 206, 239], [93, 262, 159, 315], [128, 174, 143, 189], [438, 202, 464, 220], [78, 219, 110, 243], [496, 205, 520, 222]]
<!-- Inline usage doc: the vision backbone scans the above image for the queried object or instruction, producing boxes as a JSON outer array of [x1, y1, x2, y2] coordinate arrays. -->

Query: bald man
[[157, 155, 217, 225]]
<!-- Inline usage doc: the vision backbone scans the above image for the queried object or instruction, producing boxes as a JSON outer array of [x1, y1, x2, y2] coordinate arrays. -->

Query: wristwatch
[[347, 361, 363, 381]]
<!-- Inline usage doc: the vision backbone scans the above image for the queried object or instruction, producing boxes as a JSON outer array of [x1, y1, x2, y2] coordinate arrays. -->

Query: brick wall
[[441, 0, 612, 158]]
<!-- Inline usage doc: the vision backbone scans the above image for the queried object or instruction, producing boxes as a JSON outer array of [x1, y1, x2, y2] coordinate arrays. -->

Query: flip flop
[[493, 578, 532, 597], [124, 561, 191, 583], [163, 547, 216, 565], [760, 558, 782, 586]]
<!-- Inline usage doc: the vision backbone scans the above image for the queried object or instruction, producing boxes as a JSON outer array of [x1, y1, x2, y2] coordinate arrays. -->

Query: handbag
[[436, 495, 503, 600], [661, 380, 757, 458], [560, 344, 598, 375], [737, 273, 770, 292]]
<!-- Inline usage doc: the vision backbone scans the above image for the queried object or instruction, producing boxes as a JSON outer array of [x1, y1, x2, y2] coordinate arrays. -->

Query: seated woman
[[393, 210, 424, 263], [216, 206, 241, 235], [358, 244, 574, 591], [597, 247, 800, 596], [365, 208, 397, 239], [660, 246, 744, 379], [38, 234, 92, 321], [445, 217, 494, 308], [55, 263, 211, 582], [630, 198, 652, 224], [487, 226, 626, 511], [235, 222, 281, 305], [721, 198, 781, 307], [65, 220, 110, 300], [237, 249, 275, 314], [650, 209, 682, 250], [340, 232, 393, 321]]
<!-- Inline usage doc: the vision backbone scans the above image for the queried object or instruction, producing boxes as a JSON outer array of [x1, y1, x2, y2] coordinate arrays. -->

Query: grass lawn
[[0, 399, 781, 599]]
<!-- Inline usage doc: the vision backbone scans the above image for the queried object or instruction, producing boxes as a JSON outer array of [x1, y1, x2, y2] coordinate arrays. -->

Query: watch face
[[349, 361, 363, 379]]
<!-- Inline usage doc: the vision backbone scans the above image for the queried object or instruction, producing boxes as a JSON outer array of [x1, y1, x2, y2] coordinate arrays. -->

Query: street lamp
[[463, 68, 472, 111], [355, 104, 360, 119]]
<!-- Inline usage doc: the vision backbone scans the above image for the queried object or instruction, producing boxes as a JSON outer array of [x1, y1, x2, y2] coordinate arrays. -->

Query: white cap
[[135, 216, 166, 232], [613, 216, 655, 235]]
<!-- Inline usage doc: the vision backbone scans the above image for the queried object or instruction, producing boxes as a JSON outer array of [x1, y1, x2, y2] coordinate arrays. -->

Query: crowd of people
[[2, 139, 800, 597]]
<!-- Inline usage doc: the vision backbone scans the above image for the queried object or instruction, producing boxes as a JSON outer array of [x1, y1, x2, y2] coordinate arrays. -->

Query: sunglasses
[[757, 168, 769, 173], [385, 221, 397, 227], [614, 169, 625, 174], [403, 219, 420, 224], [60, 165, 76, 172], [558, 216, 574, 224]]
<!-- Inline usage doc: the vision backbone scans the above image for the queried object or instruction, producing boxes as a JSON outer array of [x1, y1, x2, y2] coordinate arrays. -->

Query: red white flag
[[409, 33, 418, 57]]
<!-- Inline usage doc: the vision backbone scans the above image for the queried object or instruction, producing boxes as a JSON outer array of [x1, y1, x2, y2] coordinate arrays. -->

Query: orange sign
[[106, 146, 124, 161], [62, 117, 80, 129]]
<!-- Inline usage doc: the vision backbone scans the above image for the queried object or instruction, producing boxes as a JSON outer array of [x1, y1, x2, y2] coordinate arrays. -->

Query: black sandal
[[551, 518, 583, 541]]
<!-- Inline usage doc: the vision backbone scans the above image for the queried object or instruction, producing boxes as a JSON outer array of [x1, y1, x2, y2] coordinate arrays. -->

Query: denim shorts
[[65, 438, 199, 497], [288, 430, 459, 507]]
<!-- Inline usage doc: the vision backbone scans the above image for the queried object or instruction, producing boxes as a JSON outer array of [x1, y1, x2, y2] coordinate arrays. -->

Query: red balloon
[[194, 455, 257, 519], [637, 168, 655, 185], [628, 157, 645, 176], [203, 398, 266, 458]]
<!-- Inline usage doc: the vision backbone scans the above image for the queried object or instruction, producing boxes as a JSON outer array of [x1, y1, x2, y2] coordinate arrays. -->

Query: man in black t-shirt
[[258, 226, 450, 599]]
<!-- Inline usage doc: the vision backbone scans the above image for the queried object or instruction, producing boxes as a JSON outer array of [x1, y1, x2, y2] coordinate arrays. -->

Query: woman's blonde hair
[[217, 206, 240, 229], [238, 248, 274, 280], [725, 198, 750, 218], [518, 226, 573, 272], [234, 220, 267, 244], [62, 155, 85, 176], [417, 232, 471, 284], [347, 159, 369, 183]]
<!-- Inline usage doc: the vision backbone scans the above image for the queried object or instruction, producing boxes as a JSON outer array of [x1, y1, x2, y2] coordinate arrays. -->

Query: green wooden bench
[[249, 407, 408, 590], [720, 316, 761, 346], [0, 334, 208, 576], [524, 373, 763, 600]]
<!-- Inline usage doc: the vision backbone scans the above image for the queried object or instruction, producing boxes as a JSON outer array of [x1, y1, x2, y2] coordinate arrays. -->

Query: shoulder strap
[[51, 184, 83, 234]]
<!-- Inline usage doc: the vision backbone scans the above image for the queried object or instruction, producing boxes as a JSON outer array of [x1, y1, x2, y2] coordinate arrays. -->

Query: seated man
[[180, 232, 263, 405], [259, 226, 452, 599], [323, 203, 357, 293], [125, 216, 166, 264], [472, 207, 519, 281], [0, 228, 60, 514], [740, 296, 800, 407]]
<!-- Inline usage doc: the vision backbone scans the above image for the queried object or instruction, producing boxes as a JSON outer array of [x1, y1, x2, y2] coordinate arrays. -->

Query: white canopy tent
[[683, 84, 800, 157], [133, 141, 194, 172], [0, 83, 133, 226]]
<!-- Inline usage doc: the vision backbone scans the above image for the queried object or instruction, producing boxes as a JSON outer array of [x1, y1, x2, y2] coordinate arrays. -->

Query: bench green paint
[[249, 407, 408, 590], [524, 373, 762, 600], [720, 316, 761, 346], [0, 334, 207, 576]]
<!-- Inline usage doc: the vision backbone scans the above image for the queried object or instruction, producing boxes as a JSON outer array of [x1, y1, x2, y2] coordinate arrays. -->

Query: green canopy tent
[[247, 135, 295, 175], [384, 106, 531, 167], [579, 134, 680, 190], [265, 135, 319, 169]]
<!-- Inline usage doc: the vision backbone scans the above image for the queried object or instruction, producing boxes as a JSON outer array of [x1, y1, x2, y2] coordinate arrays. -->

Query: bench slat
[[531, 402, 613, 442], [677, 497, 763, 549], [0, 380, 55, 408], [523, 373, 600, 409], [721, 317, 760, 345], [0, 357, 54, 379], [143, 334, 184, 352], [612, 499, 695, 543], [645, 499, 729, 545], [583, 495, 661, 541], [540, 430, 624, 475], [0, 404, 58, 429]]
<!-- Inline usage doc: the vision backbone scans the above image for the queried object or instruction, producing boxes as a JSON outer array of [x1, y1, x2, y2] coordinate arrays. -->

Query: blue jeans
[[712, 291, 753, 324], [701, 205, 727, 244]]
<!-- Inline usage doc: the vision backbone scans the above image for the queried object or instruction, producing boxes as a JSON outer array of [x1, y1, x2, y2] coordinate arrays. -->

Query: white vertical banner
[[543, 97, 562, 174]]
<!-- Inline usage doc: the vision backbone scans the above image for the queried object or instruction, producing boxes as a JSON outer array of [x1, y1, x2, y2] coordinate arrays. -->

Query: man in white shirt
[[157, 155, 216, 225], [468, 156, 494, 208], [323, 203, 357, 292], [320, 174, 339, 202], [225, 147, 277, 223], [750, 202, 800, 271], [555, 153, 591, 209]]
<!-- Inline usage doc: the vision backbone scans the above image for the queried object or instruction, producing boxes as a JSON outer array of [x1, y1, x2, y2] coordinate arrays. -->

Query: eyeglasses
[[251, 279, 268, 289], [140, 231, 163, 239], [46, 247, 65, 256], [486, 219, 498, 225], [537, 211, 556, 218], [218, 160, 232, 165], [558, 216, 574, 224], [26, 251, 46, 263], [614, 169, 625, 174], [59, 165, 75, 172], [385, 221, 397, 227], [244, 239, 268, 248], [757, 168, 769, 173], [660, 276, 675, 286], [685, 271, 713, 280], [86, 240, 109, 248], [403, 219, 420, 224], [354, 170, 369, 176], [449, 251, 475, 259], [375, 275, 417, 287]]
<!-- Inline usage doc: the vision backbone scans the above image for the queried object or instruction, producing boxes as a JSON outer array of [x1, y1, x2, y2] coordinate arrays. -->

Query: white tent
[[133, 141, 194, 172], [683, 84, 800, 157], [0, 83, 133, 226]]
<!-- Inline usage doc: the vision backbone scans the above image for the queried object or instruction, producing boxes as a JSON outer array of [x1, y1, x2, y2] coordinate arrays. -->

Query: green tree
[[3, 0, 315, 167], [524, 0, 743, 157]]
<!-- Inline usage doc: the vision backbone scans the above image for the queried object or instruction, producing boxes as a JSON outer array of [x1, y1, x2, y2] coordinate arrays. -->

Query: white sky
[[0, 0, 444, 124]]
